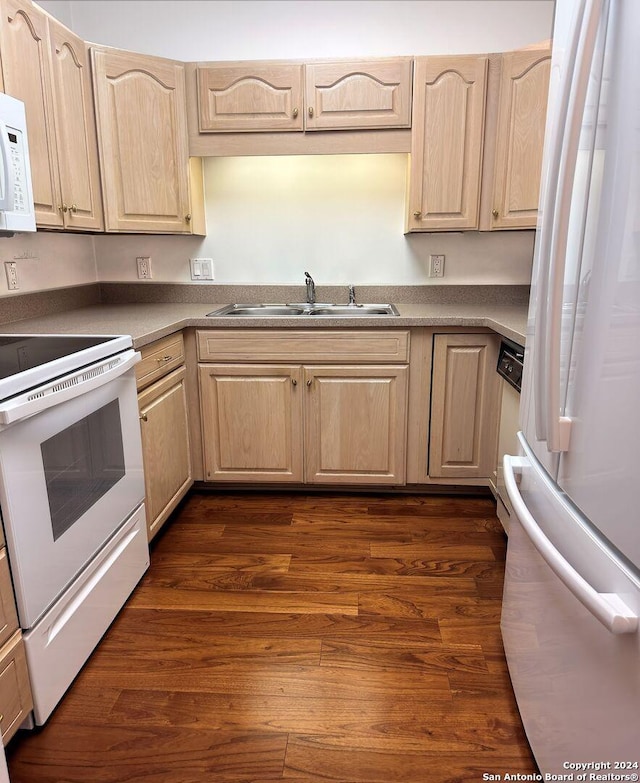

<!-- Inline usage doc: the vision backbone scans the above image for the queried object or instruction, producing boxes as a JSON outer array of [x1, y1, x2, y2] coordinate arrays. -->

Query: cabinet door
[[0, 551, 18, 650], [48, 18, 103, 231], [199, 364, 304, 482], [92, 48, 192, 232], [0, 631, 32, 744], [490, 48, 551, 229], [0, 0, 63, 227], [138, 367, 192, 541], [429, 334, 500, 479], [304, 58, 412, 130], [197, 63, 303, 132], [304, 365, 408, 485], [407, 55, 487, 231]]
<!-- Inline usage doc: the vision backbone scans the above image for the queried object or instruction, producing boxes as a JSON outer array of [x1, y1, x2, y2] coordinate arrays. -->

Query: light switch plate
[[190, 258, 214, 280]]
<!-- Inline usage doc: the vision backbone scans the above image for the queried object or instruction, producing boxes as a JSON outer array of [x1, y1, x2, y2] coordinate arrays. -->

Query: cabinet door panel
[[92, 48, 191, 232], [138, 367, 192, 540], [305, 59, 412, 130], [0, 551, 18, 650], [0, 0, 62, 227], [48, 19, 103, 230], [197, 63, 303, 132], [429, 335, 500, 478], [305, 366, 407, 485], [199, 364, 303, 482], [491, 49, 551, 229], [408, 55, 487, 231]]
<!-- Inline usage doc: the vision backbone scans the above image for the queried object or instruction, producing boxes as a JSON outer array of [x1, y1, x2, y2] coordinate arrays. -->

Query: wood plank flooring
[[6, 491, 538, 783]]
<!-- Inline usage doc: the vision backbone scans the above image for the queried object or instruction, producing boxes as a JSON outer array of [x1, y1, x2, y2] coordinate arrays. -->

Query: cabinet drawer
[[197, 330, 410, 363], [0, 550, 18, 649], [136, 332, 185, 390], [0, 631, 33, 743]]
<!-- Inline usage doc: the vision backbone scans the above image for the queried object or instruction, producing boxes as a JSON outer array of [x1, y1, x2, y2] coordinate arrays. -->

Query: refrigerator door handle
[[534, 0, 589, 444], [504, 454, 638, 635], [542, 0, 604, 453]]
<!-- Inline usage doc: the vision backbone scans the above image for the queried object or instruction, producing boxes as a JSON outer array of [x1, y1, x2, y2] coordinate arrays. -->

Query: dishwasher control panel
[[497, 338, 524, 393]]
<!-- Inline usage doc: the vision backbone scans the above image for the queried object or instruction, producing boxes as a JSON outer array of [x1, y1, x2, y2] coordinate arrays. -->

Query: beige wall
[[95, 155, 535, 286], [0, 233, 97, 298]]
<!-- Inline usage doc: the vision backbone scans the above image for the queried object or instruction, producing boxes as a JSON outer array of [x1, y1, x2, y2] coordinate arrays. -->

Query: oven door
[[0, 362, 144, 629]]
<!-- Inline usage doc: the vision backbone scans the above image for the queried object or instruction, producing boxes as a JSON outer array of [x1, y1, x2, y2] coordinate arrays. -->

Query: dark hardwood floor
[[7, 491, 537, 783]]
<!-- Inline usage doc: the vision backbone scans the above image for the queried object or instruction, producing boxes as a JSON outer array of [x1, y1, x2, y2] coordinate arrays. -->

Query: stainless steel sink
[[206, 303, 399, 317], [206, 304, 306, 316], [309, 304, 399, 316]]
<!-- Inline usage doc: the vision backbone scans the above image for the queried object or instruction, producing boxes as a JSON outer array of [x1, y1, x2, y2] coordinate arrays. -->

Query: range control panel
[[497, 338, 524, 393]]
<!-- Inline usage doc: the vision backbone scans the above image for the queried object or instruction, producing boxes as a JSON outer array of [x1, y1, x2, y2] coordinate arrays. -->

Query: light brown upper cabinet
[[92, 47, 204, 233], [47, 18, 104, 230], [482, 46, 551, 230], [407, 55, 488, 231], [197, 63, 304, 132], [195, 58, 412, 133], [304, 59, 412, 131], [0, 0, 103, 229]]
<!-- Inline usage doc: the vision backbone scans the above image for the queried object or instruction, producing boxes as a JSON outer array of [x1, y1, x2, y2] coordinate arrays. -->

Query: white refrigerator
[[501, 0, 640, 775]]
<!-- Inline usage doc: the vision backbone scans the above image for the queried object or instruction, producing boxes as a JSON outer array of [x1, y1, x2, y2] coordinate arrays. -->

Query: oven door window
[[41, 399, 126, 540]]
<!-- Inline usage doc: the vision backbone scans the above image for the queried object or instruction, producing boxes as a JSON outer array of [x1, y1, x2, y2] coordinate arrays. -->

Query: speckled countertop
[[0, 301, 528, 347]]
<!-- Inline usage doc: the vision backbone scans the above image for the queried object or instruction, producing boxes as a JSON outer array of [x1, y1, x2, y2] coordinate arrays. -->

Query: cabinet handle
[[60, 203, 68, 213], [156, 355, 173, 363], [413, 211, 422, 219], [139, 413, 148, 422], [70, 204, 78, 214], [306, 379, 312, 387], [492, 209, 499, 219], [292, 107, 299, 118], [185, 213, 192, 223], [291, 378, 297, 386], [308, 107, 314, 118]]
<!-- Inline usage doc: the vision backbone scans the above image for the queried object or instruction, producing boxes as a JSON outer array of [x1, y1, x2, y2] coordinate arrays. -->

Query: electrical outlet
[[429, 254, 445, 278], [4, 261, 19, 290], [136, 256, 152, 279], [190, 257, 214, 280]]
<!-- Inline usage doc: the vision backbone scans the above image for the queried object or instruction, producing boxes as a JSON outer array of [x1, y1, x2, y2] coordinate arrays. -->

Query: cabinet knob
[[306, 379, 312, 387], [308, 107, 314, 118], [292, 107, 299, 118], [413, 211, 422, 219], [70, 204, 78, 214], [139, 413, 148, 422], [156, 355, 173, 363], [291, 378, 297, 386], [61, 203, 68, 213], [492, 209, 499, 219], [185, 214, 192, 223]]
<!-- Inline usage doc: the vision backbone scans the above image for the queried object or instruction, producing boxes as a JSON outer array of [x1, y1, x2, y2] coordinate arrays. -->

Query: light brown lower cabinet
[[429, 333, 501, 479], [0, 631, 32, 743], [0, 549, 32, 743], [304, 366, 408, 485], [198, 362, 408, 485], [138, 365, 193, 541]]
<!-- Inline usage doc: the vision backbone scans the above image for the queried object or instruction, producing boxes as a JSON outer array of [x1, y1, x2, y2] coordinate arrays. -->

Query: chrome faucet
[[348, 284, 356, 305], [304, 271, 316, 304]]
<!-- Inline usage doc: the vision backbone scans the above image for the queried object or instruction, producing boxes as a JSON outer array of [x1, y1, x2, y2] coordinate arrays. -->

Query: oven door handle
[[0, 349, 140, 425]]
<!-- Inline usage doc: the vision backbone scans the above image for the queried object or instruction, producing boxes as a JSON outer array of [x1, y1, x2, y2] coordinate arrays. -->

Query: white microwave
[[0, 92, 36, 233]]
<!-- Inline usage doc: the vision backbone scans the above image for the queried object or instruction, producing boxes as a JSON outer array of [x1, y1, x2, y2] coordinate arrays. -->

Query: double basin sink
[[206, 303, 400, 317]]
